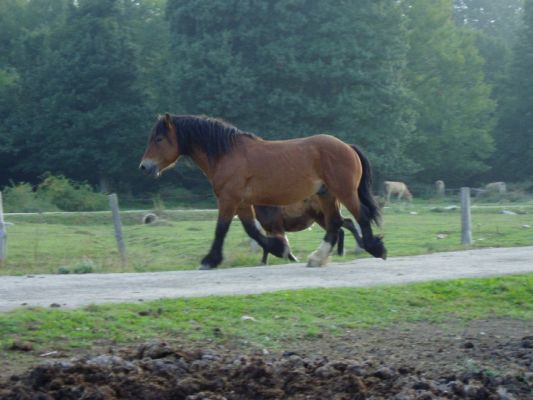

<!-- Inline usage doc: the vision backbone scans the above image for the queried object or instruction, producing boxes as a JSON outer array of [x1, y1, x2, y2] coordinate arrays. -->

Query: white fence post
[[460, 187, 472, 245], [0, 192, 6, 265], [109, 193, 127, 263]]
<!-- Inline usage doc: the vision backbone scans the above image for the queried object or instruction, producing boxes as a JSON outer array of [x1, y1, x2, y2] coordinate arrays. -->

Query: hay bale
[[142, 213, 158, 224]]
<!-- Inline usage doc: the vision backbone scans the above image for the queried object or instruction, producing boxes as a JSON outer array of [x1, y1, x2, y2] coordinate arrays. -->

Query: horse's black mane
[[155, 115, 257, 161]]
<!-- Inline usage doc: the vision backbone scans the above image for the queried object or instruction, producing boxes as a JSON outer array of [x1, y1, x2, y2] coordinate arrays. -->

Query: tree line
[[0, 0, 531, 197]]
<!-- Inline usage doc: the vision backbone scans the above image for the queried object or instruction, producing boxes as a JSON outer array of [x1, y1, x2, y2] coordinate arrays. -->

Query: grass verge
[[1, 274, 531, 356]]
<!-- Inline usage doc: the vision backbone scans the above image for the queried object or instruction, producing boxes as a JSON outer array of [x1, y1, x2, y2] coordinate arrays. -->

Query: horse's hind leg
[[307, 193, 343, 267], [342, 218, 364, 253], [340, 194, 386, 259]]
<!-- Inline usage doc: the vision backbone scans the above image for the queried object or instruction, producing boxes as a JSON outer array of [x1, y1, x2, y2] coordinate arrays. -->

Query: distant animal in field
[[435, 180, 445, 197], [140, 114, 385, 270], [384, 181, 413, 202], [485, 181, 507, 193], [254, 195, 364, 264]]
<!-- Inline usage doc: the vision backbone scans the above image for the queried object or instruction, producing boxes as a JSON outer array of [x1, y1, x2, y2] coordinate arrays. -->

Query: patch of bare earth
[[1, 319, 531, 399]]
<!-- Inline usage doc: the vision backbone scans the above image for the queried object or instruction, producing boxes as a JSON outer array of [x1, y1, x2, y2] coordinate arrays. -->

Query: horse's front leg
[[238, 206, 295, 263], [199, 201, 236, 270]]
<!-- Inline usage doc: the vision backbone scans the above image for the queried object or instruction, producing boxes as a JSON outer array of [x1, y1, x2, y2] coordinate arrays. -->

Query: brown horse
[[140, 114, 386, 269], [254, 196, 364, 264]]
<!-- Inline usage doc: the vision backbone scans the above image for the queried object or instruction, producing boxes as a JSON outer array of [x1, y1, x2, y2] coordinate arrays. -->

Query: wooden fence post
[[0, 192, 6, 266], [460, 187, 472, 245], [109, 193, 127, 263]]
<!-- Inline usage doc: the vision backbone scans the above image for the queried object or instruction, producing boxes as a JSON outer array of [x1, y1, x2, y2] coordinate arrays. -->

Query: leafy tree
[[493, 0, 533, 180], [454, 0, 524, 43], [404, 0, 495, 185], [166, 0, 418, 180], [9, 0, 150, 190], [453, 1, 522, 147], [122, 0, 174, 112]]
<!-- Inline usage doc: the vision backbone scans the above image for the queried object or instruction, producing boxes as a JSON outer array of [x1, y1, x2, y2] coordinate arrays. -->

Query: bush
[[57, 258, 96, 274], [37, 174, 107, 211], [2, 174, 107, 212], [72, 258, 96, 274], [2, 182, 57, 212]]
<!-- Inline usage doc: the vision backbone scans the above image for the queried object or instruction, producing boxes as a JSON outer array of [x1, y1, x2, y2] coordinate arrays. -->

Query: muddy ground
[[1, 319, 532, 399]]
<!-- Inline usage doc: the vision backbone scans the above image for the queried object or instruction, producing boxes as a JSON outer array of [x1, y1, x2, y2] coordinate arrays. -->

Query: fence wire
[[1, 193, 532, 276]]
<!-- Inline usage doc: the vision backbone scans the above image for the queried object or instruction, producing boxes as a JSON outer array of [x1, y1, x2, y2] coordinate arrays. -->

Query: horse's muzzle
[[139, 160, 160, 178]]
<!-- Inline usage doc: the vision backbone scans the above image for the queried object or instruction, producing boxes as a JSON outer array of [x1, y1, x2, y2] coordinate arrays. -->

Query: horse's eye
[[155, 136, 164, 144]]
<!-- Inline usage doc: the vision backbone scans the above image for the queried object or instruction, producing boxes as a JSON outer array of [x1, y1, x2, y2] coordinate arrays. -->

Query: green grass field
[[1, 199, 532, 275], [0, 275, 531, 354]]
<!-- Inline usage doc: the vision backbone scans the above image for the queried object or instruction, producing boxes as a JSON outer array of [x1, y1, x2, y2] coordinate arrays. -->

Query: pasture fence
[[0, 191, 6, 266], [0, 189, 531, 276], [109, 194, 127, 263], [461, 187, 472, 245]]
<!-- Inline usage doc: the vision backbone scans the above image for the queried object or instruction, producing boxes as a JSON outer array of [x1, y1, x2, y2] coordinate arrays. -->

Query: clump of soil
[[1, 320, 532, 399]]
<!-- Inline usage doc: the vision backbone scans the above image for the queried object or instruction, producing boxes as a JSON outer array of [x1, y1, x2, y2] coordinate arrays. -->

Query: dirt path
[[1, 246, 532, 312]]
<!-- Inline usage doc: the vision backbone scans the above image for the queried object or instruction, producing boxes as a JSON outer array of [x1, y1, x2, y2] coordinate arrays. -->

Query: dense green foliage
[[493, 0, 533, 181], [404, 0, 495, 185], [3, 174, 107, 212], [166, 0, 417, 179], [0, 0, 529, 198]]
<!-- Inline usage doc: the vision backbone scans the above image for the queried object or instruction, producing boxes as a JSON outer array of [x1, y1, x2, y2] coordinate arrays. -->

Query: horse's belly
[[244, 178, 323, 206]]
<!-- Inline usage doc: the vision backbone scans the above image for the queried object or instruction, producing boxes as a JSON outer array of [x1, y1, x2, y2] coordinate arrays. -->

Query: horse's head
[[139, 113, 179, 178]]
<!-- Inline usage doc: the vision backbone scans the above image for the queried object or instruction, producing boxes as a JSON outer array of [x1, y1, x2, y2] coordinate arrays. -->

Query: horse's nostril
[[139, 164, 146, 170]]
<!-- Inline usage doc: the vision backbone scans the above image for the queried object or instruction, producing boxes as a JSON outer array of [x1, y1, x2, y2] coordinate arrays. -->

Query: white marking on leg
[[306, 241, 332, 268], [282, 234, 291, 258]]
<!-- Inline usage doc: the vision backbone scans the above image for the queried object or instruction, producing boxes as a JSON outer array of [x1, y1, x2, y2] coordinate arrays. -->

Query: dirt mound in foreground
[[1, 337, 531, 400]]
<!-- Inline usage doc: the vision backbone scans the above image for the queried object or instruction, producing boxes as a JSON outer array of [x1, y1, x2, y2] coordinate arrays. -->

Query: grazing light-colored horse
[[485, 181, 507, 193], [140, 114, 386, 269], [435, 180, 445, 197], [384, 181, 413, 202]]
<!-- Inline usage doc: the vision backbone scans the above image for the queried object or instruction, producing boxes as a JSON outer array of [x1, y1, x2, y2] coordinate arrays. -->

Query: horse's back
[[233, 134, 357, 206]]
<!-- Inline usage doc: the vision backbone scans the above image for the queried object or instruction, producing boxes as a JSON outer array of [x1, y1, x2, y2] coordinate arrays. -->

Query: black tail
[[350, 144, 381, 226]]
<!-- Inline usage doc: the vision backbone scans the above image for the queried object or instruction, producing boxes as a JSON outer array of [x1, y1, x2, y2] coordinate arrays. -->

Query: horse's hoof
[[306, 258, 321, 268], [198, 263, 216, 270], [306, 252, 329, 268]]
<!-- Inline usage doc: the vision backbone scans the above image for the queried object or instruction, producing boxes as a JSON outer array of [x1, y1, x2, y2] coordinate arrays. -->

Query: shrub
[[2, 182, 57, 212], [37, 174, 107, 211], [72, 258, 96, 274], [2, 174, 107, 212]]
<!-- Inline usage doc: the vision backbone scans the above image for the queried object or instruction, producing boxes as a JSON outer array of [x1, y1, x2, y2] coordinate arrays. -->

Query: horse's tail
[[350, 144, 381, 226]]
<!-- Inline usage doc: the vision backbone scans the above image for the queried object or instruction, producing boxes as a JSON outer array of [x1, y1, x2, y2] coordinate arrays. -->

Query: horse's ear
[[164, 113, 173, 128]]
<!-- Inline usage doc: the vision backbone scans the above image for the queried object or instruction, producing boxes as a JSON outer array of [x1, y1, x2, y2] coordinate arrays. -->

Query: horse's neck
[[190, 148, 211, 177]]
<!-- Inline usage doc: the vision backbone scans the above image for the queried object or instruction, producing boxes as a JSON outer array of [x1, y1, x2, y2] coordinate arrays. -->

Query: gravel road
[[1, 246, 532, 312]]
